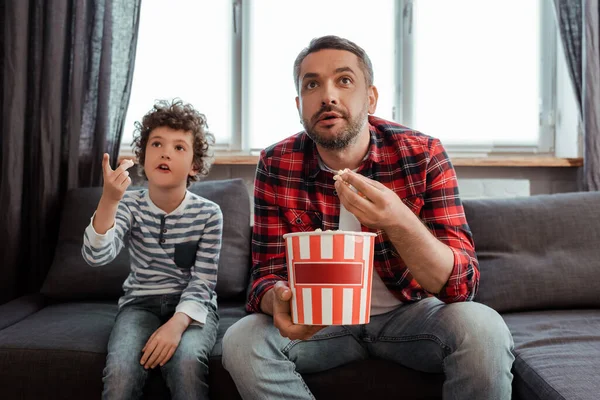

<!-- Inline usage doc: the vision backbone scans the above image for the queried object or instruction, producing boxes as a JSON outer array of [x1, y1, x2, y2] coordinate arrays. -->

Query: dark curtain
[[554, 0, 600, 191], [0, 0, 141, 304]]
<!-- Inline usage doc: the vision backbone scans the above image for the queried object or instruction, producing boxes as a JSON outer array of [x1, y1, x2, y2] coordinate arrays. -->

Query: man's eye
[[340, 77, 352, 85], [305, 81, 318, 89]]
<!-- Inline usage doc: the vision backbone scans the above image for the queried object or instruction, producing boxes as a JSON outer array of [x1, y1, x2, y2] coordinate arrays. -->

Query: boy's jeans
[[102, 294, 218, 400], [223, 297, 514, 400]]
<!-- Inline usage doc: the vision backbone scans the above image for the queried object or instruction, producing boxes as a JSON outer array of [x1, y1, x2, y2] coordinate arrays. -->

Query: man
[[222, 35, 514, 399]]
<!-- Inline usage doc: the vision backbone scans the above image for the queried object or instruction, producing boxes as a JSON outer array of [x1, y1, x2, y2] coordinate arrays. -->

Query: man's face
[[296, 49, 377, 150]]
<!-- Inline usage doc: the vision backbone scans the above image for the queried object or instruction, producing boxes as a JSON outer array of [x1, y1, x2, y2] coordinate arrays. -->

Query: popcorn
[[332, 168, 367, 199]]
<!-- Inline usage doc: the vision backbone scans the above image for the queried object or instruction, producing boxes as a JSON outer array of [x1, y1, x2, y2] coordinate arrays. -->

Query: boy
[[82, 99, 222, 400]]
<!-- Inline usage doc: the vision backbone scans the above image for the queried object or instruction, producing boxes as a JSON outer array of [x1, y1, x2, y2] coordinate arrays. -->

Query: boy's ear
[[189, 163, 200, 177]]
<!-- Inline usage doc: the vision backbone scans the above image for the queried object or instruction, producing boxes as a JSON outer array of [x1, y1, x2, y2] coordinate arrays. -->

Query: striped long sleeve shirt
[[82, 189, 222, 324]]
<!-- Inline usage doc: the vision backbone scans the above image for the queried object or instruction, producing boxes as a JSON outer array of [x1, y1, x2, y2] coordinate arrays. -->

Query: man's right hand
[[102, 153, 134, 203], [268, 281, 324, 341]]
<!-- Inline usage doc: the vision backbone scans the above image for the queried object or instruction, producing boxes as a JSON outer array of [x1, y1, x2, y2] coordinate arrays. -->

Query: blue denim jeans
[[222, 297, 514, 400], [102, 294, 218, 400]]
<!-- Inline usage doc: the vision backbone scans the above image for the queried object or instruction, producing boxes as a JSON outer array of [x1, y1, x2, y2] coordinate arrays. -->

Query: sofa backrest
[[464, 191, 600, 313], [40, 178, 251, 302]]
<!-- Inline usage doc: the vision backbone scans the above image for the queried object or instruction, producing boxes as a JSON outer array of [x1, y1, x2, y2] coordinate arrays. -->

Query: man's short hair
[[293, 35, 374, 94]]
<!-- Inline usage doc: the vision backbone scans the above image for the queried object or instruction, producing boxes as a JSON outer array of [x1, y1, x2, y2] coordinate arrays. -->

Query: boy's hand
[[140, 314, 190, 369], [102, 153, 134, 203]]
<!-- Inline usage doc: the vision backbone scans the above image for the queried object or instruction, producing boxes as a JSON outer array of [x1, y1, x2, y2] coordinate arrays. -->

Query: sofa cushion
[[464, 191, 600, 313], [502, 309, 600, 400], [0, 302, 116, 399], [40, 178, 251, 301], [0, 300, 248, 400], [0, 293, 45, 330]]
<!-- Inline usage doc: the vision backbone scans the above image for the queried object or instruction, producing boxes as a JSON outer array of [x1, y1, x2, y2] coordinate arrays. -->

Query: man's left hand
[[334, 169, 410, 231]]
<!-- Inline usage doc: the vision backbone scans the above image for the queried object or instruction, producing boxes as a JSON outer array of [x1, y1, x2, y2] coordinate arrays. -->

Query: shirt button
[[295, 218, 302, 224], [333, 190, 338, 196], [160, 238, 165, 244], [163, 228, 167, 233]]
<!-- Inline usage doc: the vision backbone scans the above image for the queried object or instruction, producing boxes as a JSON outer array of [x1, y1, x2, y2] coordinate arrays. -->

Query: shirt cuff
[[175, 301, 208, 325], [437, 247, 475, 303], [84, 212, 116, 248], [247, 276, 281, 313]]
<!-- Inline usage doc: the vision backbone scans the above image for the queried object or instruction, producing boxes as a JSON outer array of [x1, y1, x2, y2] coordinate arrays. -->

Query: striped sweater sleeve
[[81, 201, 132, 267], [175, 205, 223, 324]]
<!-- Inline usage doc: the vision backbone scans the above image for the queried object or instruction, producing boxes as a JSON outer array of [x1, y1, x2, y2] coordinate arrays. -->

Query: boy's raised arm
[[93, 154, 134, 234], [82, 154, 134, 267]]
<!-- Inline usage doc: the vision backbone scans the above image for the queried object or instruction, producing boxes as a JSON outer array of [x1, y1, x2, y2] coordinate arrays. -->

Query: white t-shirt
[[319, 158, 403, 315], [337, 203, 403, 315]]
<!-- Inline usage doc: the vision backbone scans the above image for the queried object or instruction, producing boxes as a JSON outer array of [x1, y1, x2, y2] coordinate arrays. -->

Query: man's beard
[[302, 105, 368, 150]]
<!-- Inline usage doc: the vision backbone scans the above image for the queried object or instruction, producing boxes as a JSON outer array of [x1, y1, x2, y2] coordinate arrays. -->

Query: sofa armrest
[[0, 293, 45, 330]]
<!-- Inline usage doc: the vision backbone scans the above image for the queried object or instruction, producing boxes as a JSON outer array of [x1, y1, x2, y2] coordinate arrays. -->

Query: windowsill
[[211, 155, 582, 167], [118, 152, 582, 167]]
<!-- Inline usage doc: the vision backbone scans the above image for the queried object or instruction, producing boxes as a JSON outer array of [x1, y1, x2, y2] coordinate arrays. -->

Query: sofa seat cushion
[[0, 300, 249, 400], [0, 302, 117, 399], [503, 309, 600, 400]]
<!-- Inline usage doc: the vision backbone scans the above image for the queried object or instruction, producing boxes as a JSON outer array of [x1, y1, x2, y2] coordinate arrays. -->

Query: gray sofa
[[0, 177, 599, 399]]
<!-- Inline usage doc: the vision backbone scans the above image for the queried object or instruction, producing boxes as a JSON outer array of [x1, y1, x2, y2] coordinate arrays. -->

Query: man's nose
[[321, 83, 339, 106]]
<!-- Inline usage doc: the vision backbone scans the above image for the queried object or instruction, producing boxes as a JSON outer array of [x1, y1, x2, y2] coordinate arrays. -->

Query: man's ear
[[295, 96, 300, 113], [368, 85, 378, 114]]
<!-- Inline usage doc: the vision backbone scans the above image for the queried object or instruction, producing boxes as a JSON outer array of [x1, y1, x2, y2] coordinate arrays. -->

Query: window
[[245, 0, 395, 150], [121, 0, 568, 157], [122, 0, 233, 148], [401, 0, 557, 153]]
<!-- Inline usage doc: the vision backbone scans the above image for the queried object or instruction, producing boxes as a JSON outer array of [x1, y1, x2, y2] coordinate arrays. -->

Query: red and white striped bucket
[[283, 231, 377, 325]]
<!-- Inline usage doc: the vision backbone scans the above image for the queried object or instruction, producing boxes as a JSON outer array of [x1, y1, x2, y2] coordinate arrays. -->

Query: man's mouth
[[317, 111, 343, 122]]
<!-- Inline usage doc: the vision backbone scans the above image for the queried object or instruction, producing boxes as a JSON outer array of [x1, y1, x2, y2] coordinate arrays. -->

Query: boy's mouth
[[157, 163, 170, 171]]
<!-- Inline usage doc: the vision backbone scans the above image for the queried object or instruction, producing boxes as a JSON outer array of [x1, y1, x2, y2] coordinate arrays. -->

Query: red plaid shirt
[[247, 115, 479, 313]]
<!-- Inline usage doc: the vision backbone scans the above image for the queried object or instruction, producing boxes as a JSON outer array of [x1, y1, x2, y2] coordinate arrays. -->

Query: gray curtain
[[554, 0, 600, 191], [0, 0, 141, 304]]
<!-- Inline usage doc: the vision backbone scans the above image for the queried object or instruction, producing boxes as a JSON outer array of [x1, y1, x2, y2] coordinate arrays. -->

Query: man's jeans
[[102, 294, 218, 400], [223, 297, 514, 400]]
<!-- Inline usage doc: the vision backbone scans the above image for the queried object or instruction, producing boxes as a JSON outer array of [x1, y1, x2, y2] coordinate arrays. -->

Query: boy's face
[[144, 127, 197, 190]]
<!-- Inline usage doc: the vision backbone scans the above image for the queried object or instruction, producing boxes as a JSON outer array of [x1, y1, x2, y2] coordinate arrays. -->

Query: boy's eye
[[151, 141, 161, 147], [175, 145, 185, 151]]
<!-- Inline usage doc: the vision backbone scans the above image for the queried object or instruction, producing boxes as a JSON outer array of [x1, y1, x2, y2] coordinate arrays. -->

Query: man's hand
[[140, 313, 190, 369], [269, 281, 324, 341], [102, 153, 134, 203], [334, 169, 412, 231]]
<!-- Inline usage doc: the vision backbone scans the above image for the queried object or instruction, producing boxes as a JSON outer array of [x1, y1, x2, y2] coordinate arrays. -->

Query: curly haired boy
[[82, 99, 222, 400]]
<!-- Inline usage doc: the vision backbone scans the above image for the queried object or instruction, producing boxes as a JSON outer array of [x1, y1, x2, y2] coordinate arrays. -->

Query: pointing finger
[[102, 153, 112, 175]]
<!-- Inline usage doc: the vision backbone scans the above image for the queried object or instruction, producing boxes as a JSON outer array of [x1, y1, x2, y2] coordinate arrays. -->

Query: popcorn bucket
[[283, 231, 377, 325]]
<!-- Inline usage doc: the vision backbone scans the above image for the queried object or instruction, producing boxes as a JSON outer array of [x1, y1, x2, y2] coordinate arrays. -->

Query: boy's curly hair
[[132, 99, 215, 187]]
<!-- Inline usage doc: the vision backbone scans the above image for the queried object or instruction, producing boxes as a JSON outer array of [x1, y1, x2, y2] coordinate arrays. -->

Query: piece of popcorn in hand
[[332, 168, 368, 198]]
